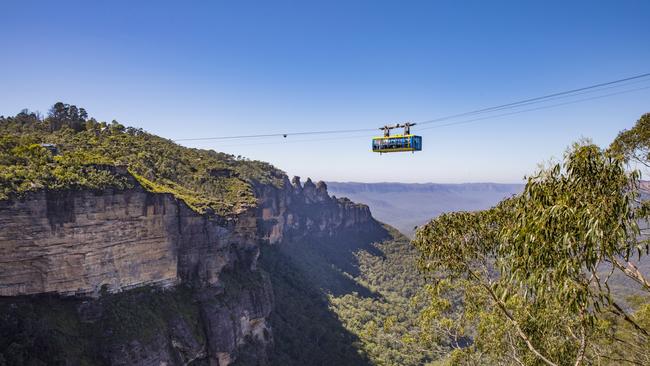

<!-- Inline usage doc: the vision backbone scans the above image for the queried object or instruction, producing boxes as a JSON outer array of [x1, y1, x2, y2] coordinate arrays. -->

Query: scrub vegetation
[[0, 102, 284, 215]]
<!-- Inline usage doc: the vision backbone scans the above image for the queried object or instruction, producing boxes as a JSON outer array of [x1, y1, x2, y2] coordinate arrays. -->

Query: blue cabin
[[372, 134, 422, 153]]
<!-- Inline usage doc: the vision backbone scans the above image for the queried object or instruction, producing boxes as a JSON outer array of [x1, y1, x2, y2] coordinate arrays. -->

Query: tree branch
[[598, 354, 645, 366], [573, 317, 587, 366], [611, 258, 650, 292], [610, 300, 650, 338], [507, 332, 526, 366], [467, 268, 558, 366]]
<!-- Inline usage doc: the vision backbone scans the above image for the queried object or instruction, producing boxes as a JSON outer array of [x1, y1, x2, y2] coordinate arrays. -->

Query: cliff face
[[0, 172, 379, 366], [0, 182, 258, 297]]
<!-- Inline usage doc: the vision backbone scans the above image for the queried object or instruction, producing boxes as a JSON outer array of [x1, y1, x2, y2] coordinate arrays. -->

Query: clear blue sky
[[1, 0, 649, 183]]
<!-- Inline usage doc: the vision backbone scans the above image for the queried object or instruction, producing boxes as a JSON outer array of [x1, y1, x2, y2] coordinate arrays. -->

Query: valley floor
[[262, 226, 449, 366]]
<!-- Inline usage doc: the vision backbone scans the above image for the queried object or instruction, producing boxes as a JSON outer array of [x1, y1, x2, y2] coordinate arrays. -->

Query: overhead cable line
[[214, 132, 372, 148], [173, 127, 375, 142], [418, 85, 650, 131], [173, 72, 650, 142], [211, 85, 650, 148]]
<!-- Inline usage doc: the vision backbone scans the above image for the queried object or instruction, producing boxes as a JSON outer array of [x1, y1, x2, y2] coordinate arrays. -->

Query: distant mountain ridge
[[327, 182, 524, 237], [327, 182, 522, 193]]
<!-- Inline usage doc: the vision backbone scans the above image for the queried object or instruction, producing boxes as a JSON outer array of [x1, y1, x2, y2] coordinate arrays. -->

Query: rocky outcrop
[[0, 170, 379, 365], [0, 175, 374, 297], [255, 176, 377, 244]]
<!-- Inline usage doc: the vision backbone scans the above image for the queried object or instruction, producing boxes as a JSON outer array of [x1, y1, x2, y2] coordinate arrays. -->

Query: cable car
[[372, 122, 422, 154]]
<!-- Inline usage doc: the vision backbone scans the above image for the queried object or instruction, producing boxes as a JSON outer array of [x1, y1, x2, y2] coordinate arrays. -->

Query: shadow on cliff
[[260, 224, 391, 366], [0, 286, 208, 366], [281, 229, 389, 298]]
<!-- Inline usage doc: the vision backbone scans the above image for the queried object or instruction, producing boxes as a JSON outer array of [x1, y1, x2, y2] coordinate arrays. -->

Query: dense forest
[[261, 226, 451, 366]]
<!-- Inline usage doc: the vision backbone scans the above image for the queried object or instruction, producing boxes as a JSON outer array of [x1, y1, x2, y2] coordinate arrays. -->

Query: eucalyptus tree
[[414, 114, 650, 365]]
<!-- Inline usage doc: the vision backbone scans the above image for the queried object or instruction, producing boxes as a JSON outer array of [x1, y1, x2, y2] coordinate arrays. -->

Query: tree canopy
[[610, 113, 650, 168]]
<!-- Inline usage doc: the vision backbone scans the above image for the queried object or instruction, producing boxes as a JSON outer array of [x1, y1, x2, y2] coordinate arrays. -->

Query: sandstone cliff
[[0, 170, 381, 366]]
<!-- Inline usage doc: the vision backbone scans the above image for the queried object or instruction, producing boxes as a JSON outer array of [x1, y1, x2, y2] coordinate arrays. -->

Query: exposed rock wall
[[0, 171, 379, 366], [0, 188, 259, 297], [0, 189, 179, 296]]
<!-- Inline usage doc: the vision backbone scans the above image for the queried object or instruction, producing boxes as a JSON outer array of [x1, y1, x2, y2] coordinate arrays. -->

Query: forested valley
[[0, 105, 649, 365], [263, 113, 650, 365]]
